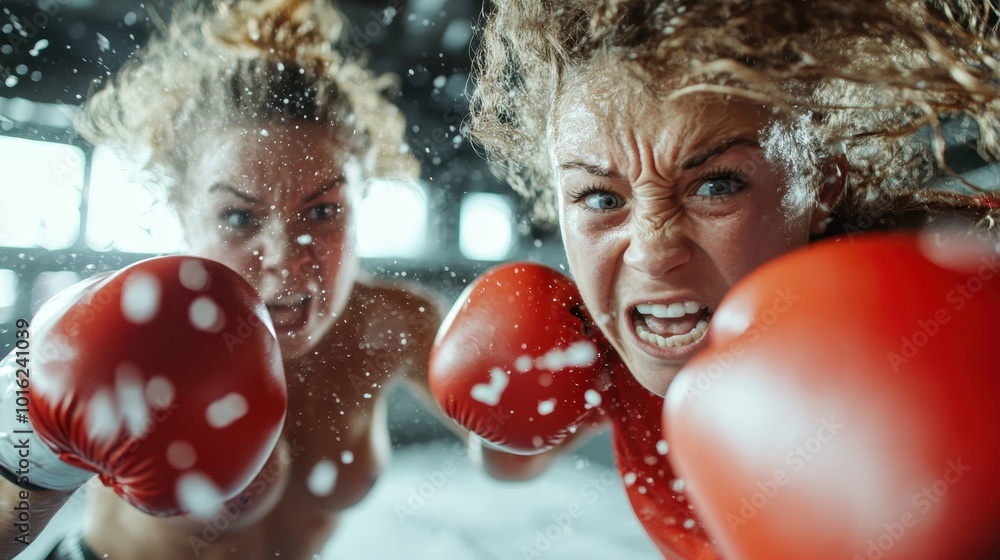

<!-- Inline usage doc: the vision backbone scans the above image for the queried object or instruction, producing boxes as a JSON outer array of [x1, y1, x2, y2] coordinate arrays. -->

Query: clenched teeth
[[635, 319, 709, 348], [636, 301, 704, 318], [632, 301, 711, 347]]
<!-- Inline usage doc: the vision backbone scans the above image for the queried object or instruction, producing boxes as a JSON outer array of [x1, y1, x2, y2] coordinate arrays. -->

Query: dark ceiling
[[0, 0, 521, 206], [4, 0, 994, 208]]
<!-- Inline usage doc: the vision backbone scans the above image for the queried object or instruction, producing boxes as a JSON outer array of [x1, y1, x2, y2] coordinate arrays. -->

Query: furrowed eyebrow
[[558, 137, 759, 178], [557, 161, 621, 178], [208, 184, 260, 204], [302, 175, 345, 204], [679, 137, 759, 170], [207, 177, 345, 205]]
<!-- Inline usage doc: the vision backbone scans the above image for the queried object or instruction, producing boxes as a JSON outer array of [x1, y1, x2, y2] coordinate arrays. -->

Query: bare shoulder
[[336, 275, 445, 382], [347, 274, 446, 333]]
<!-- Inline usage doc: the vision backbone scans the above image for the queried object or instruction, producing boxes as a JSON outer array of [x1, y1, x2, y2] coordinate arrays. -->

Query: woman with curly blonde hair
[[0, 1, 449, 558], [457, 0, 1000, 558]]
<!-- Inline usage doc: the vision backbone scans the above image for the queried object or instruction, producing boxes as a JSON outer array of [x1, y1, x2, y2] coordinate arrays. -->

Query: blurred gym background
[[4, 2, 1000, 557], [3, 0, 999, 462], [0, 0, 599, 457]]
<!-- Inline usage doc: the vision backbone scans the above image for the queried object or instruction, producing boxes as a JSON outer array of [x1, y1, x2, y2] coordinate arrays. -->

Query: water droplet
[[176, 472, 224, 517], [179, 260, 209, 291], [206, 393, 249, 428], [167, 441, 197, 469], [121, 273, 161, 324], [189, 297, 223, 332], [307, 460, 338, 496], [537, 398, 556, 415]]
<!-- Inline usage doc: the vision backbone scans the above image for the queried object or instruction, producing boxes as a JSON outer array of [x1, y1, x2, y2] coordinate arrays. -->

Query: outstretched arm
[[0, 257, 287, 558], [424, 262, 613, 479], [389, 274, 608, 481]]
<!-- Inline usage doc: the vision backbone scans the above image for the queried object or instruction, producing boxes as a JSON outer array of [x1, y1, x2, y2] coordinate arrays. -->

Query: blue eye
[[307, 203, 342, 220], [695, 178, 743, 197], [583, 191, 624, 210], [221, 209, 259, 229]]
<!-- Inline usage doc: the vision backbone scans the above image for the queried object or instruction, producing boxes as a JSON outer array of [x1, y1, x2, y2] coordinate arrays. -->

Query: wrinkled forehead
[[179, 120, 364, 204], [550, 59, 775, 156], [195, 121, 357, 174]]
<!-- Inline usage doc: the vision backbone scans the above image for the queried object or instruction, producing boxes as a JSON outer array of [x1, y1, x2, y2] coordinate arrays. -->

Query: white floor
[[322, 441, 658, 559], [21, 441, 659, 559]]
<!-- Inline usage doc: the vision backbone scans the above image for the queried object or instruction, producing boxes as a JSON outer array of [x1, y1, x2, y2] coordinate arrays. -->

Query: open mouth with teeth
[[632, 301, 711, 348], [266, 295, 311, 332]]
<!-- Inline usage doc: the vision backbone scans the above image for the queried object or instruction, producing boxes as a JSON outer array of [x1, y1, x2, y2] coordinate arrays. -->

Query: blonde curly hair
[[470, 0, 1000, 232], [76, 0, 417, 207]]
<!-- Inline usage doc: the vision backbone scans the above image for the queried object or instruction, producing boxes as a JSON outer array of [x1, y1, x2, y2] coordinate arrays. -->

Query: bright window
[[0, 136, 83, 249], [356, 179, 429, 259], [86, 145, 186, 253], [459, 193, 514, 261], [0, 270, 16, 324], [31, 270, 81, 314]]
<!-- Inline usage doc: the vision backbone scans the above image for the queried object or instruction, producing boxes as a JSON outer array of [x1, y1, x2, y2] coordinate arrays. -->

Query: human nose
[[622, 217, 692, 278], [257, 221, 311, 276]]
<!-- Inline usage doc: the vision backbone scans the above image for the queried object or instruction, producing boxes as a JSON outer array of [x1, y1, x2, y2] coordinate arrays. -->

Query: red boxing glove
[[429, 262, 610, 454], [664, 232, 1000, 560], [0, 256, 286, 516]]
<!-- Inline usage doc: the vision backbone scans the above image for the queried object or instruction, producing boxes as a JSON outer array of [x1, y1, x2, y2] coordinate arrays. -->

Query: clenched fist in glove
[[429, 262, 611, 454], [665, 232, 1000, 560], [0, 255, 287, 516]]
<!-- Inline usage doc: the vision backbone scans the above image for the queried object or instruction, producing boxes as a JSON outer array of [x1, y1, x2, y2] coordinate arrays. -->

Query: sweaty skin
[[545, 60, 845, 557], [551, 60, 843, 396], [85, 282, 440, 559], [79, 123, 444, 559]]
